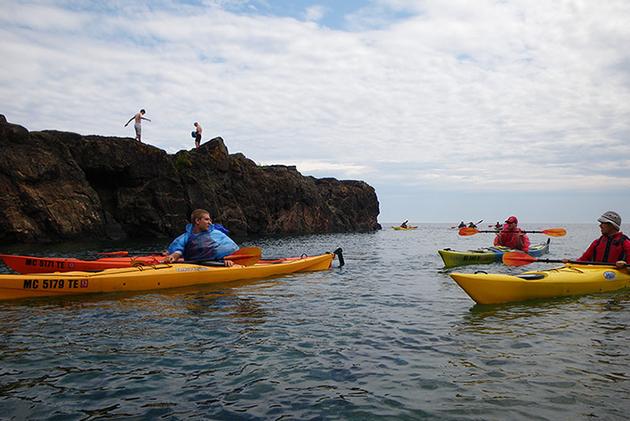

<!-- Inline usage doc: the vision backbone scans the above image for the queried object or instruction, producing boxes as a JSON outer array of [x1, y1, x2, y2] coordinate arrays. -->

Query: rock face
[[0, 115, 380, 244]]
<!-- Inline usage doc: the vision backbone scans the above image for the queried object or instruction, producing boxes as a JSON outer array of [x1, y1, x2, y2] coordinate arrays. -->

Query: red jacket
[[578, 231, 630, 263], [494, 227, 531, 252]]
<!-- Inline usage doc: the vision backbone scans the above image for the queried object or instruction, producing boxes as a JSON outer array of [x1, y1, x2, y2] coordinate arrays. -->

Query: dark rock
[[0, 115, 381, 244]]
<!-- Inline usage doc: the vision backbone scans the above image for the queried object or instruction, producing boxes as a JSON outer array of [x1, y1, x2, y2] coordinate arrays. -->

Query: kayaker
[[458, 221, 466, 228], [162, 209, 240, 266], [575, 211, 629, 269], [400, 220, 408, 228], [494, 215, 530, 252]]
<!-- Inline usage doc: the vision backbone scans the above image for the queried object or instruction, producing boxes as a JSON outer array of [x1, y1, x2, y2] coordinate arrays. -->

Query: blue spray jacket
[[167, 224, 239, 261]]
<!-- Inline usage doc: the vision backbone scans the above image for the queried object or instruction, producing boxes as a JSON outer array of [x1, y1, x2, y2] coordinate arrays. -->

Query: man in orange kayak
[[163, 209, 239, 266], [576, 211, 629, 269], [494, 215, 530, 252]]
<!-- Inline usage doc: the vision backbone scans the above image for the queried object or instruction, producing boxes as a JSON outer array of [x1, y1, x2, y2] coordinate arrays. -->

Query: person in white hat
[[577, 211, 630, 268]]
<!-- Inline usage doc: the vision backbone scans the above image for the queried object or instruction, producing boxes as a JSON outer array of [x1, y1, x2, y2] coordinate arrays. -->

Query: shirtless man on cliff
[[124, 109, 151, 142], [193, 122, 202, 148]]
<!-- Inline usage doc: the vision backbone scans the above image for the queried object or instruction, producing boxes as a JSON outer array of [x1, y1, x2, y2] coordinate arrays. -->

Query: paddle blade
[[502, 252, 536, 267], [541, 228, 566, 237], [97, 251, 129, 256], [225, 246, 262, 266], [458, 227, 479, 236]]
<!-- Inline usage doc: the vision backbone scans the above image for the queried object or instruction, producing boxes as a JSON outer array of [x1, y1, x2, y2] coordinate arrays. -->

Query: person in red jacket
[[577, 211, 629, 269], [494, 215, 530, 252]]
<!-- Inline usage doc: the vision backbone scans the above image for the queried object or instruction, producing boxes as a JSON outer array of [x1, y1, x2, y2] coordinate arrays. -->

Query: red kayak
[[0, 247, 262, 274], [0, 253, 163, 273]]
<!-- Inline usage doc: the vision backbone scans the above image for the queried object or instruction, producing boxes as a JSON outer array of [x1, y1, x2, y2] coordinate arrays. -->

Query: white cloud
[[1, 0, 630, 221], [304, 5, 326, 22]]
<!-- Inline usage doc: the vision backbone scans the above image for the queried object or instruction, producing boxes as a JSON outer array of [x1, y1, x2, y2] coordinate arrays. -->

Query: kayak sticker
[[22, 279, 89, 289], [175, 267, 209, 272], [25, 258, 67, 270], [603, 271, 616, 281]]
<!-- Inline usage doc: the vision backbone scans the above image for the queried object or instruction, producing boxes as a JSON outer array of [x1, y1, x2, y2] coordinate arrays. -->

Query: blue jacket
[[167, 224, 239, 261]]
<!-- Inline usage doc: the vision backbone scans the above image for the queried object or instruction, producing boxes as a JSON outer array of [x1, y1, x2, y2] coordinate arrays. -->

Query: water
[[0, 224, 628, 420]]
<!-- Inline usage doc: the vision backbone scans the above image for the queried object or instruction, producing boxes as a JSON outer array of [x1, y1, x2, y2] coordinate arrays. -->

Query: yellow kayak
[[392, 226, 418, 230], [0, 253, 335, 301], [450, 264, 630, 305]]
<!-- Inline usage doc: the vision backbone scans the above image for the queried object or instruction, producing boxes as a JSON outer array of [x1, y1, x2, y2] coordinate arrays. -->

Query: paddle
[[177, 247, 261, 266], [502, 252, 623, 267], [458, 227, 566, 237], [223, 246, 262, 266], [106, 246, 263, 266], [97, 251, 134, 257]]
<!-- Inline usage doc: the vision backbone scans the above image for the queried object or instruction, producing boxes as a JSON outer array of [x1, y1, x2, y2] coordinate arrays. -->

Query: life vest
[[580, 232, 630, 263], [494, 227, 530, 252], [168, 224, 239, 261]]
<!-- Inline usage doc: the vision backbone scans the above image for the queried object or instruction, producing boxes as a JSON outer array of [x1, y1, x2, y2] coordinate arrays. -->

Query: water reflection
[[1, 225, 628, 420]]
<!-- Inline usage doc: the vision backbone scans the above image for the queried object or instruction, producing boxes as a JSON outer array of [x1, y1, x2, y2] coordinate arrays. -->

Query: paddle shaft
[[472, 230, 550, 234], [503, 251, 625, 267], [534, 258, 622, 267]]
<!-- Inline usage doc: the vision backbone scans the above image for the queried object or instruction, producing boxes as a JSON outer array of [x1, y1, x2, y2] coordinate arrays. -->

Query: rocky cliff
[[0, 115, 380, 244]]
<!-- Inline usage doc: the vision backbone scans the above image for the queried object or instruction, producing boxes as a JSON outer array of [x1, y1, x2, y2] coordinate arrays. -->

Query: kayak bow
[[450, 264, 630, 305], [438, 239, 550, 268]]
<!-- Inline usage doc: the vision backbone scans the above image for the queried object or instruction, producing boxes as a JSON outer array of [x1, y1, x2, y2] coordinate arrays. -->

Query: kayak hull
[[438, 240, 550, 268], [392, 226, 418, 230], [0, 253, 165, 273], [0, 248, 260, 274], [0, 253, 334, 301], [450, 264, 630, 305]]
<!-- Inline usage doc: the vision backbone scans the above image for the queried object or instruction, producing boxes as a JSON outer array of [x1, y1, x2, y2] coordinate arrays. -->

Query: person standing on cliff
[[193, 122, 202, 148], [124, 109, 151, 142]]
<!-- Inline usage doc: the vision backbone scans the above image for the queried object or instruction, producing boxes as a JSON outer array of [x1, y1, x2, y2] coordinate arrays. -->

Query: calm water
[[0, 223, 628, 420]]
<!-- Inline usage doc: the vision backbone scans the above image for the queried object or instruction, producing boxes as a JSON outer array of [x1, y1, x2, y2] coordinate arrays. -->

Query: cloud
[[304, 5, 326, 23], [1, 0, 630, 221]]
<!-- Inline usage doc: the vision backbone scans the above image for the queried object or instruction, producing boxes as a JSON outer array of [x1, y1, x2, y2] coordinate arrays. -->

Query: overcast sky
[[1, 0, 629, 224]]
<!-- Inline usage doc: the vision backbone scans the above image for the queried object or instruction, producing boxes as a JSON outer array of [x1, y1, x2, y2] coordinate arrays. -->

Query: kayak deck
[[438, 239, 550, 268], [0, 253, 334, 301], [450, 264, 630, 305]]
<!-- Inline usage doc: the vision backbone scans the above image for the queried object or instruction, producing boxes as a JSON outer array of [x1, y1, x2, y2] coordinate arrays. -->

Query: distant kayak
[[450, 264, 630, 305], [392, 226, 418, 231], [0, 253, 336, 301], [438, 239, 550, 268]]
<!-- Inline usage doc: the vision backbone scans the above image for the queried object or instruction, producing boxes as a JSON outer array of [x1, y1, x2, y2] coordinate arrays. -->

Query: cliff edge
[[0, 115, 380, 243]]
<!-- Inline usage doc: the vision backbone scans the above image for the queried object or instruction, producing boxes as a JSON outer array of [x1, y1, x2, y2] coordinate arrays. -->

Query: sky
[[1, 0, 629, 224]]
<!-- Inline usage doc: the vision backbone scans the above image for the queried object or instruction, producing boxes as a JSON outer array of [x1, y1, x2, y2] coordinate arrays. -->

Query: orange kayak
[[0, 253, 166, 273], [0, 247, 262, 274]]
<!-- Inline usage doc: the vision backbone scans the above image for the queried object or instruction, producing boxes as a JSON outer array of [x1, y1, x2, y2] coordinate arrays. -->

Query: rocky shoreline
[[0, 115, 380, 244]]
